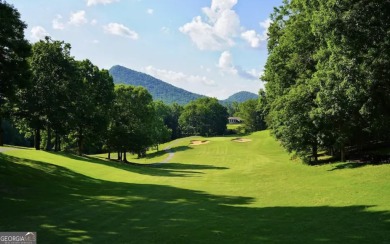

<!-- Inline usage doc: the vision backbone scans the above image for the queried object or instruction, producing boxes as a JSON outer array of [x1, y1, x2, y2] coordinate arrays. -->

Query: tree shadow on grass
[[0, 154, 389, 243], [328, 161, 390, 171], [47, 151, 227, 178]]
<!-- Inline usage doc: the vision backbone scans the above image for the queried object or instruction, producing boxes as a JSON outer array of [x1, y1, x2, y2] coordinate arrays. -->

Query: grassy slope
[[0, 131, 389, 243]]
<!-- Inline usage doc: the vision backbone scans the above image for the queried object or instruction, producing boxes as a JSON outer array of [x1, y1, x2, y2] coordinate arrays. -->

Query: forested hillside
[[109, 65, 204, 105], [223, 91, 258, 103], [109, 65, 257, 105]]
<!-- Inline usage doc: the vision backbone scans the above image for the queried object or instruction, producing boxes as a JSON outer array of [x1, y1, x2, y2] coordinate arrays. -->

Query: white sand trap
[[190, 140, 210, 146], [231, 138, 252, 143]]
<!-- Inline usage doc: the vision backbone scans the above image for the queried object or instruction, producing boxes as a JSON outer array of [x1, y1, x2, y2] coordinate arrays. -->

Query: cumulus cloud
[[86, 0, 119, 6], [69, 10, 88, 26], [217, 51, 259, 80], [241, 18, 271, 48], [52, 15, 65, 30], [241, 30, 262, 48], [179, 0, 240, 50], [218, 50, 236, 74], [103, 23, 139, 40], [145, 66, 216, 86], [146, 8, 154, 15], [30, 26, 49, 41]]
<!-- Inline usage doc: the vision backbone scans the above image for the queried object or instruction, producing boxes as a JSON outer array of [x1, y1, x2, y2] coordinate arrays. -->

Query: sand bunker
[[231, 138, 252, 143], [190, 140, 210, 146]]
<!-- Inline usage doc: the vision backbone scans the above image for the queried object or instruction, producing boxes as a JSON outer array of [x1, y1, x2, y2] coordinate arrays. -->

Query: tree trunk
[[118, 151, 122, 161], [123, 150, 127, 162], [78, 127, 83, 156], [46, 126, 52, 151], [312, 143, 318, 164], [340, 145, 346, 162], [34, 128, 41, 150], [0, 118, 3, 146], [58, 136, 61, 151], [54, 132, 59, 151], [107, 151, 111, 159]]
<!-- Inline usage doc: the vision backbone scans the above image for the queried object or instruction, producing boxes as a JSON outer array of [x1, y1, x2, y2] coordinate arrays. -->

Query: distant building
[[228, 117, 242, 124]]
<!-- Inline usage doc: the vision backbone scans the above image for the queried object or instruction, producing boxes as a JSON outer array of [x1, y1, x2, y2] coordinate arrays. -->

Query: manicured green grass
[[0, 131, 389, 243], [227, 123, 245, 134]]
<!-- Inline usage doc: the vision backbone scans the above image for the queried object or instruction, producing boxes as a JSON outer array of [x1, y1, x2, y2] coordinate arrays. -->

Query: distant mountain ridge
[[224, 91, 259, 103], [109, 65, 258, 105], [109, 65, 204, 105]]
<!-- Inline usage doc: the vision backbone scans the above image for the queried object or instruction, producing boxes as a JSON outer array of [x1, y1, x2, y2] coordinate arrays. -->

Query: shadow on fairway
[[48, 151, 228, 178], [0, 154, 389, 243]]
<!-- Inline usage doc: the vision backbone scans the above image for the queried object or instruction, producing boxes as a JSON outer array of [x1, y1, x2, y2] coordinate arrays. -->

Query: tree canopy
[[179, 97, 228, 137], [0, 0, 30, 145], [263, 0, 390, 162]]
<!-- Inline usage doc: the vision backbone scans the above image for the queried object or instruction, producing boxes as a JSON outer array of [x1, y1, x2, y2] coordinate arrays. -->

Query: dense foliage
[[179, 97, 228, 136], [263, 0, 390, 162], [0, 0, 30, 145]]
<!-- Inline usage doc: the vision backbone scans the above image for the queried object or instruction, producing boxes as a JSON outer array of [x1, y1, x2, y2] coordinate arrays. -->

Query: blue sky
[[9, 0, 282, 99]]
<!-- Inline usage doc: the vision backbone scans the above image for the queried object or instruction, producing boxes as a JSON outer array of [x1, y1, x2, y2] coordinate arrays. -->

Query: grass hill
[[109, 65, 204, 105], [109, 65, 258, 105], [1, 131, 389, 243]]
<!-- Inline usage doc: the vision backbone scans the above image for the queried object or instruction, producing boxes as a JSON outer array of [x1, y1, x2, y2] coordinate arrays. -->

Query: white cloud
[[241, 30, 262, 48], [146, 8, 154, 15], [241, 18, 271, 48], [218, 50, 237, 74], [30, 26, 49, 41], [103, 23, 139, 40], [69, 10, 88, 26], [52, 15, 65, 30], [86, 0, 118, 6], [90, 19, 98, 25], [217, 51, 259, 80], [145, 66, 216, 86], [179, 0, 240, 50]]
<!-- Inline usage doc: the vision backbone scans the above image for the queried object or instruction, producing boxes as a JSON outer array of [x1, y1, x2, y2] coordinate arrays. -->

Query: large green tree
[[73, 59, 114, 155], [21, 37, 76, 150], [107, 85, 155, 160], [263, 0, 390, 162], [179, 97, 228, 136], [236, 99, 266, 133], [0, 0, 30, 146], [263, 0, 321, 162]]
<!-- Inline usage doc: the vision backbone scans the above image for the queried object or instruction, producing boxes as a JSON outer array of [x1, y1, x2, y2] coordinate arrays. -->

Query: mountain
[[109, 65, 258, 105], [109, 65, 204, 105], [223, 91, 259, 103]]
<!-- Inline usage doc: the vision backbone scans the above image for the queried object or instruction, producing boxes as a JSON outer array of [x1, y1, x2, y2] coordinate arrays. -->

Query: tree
[[311, 0, 390, 161], [20, 37, 76, 150], [263, 0, 321, 162], [179, 97, 228, 136], [263, 0, 390, 162], [236, 99, 266, 133], [107, 85, 155, 161], [0, 0, 30, 145], [73, 59, 114, 155], [154, 101, 183, 140]]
